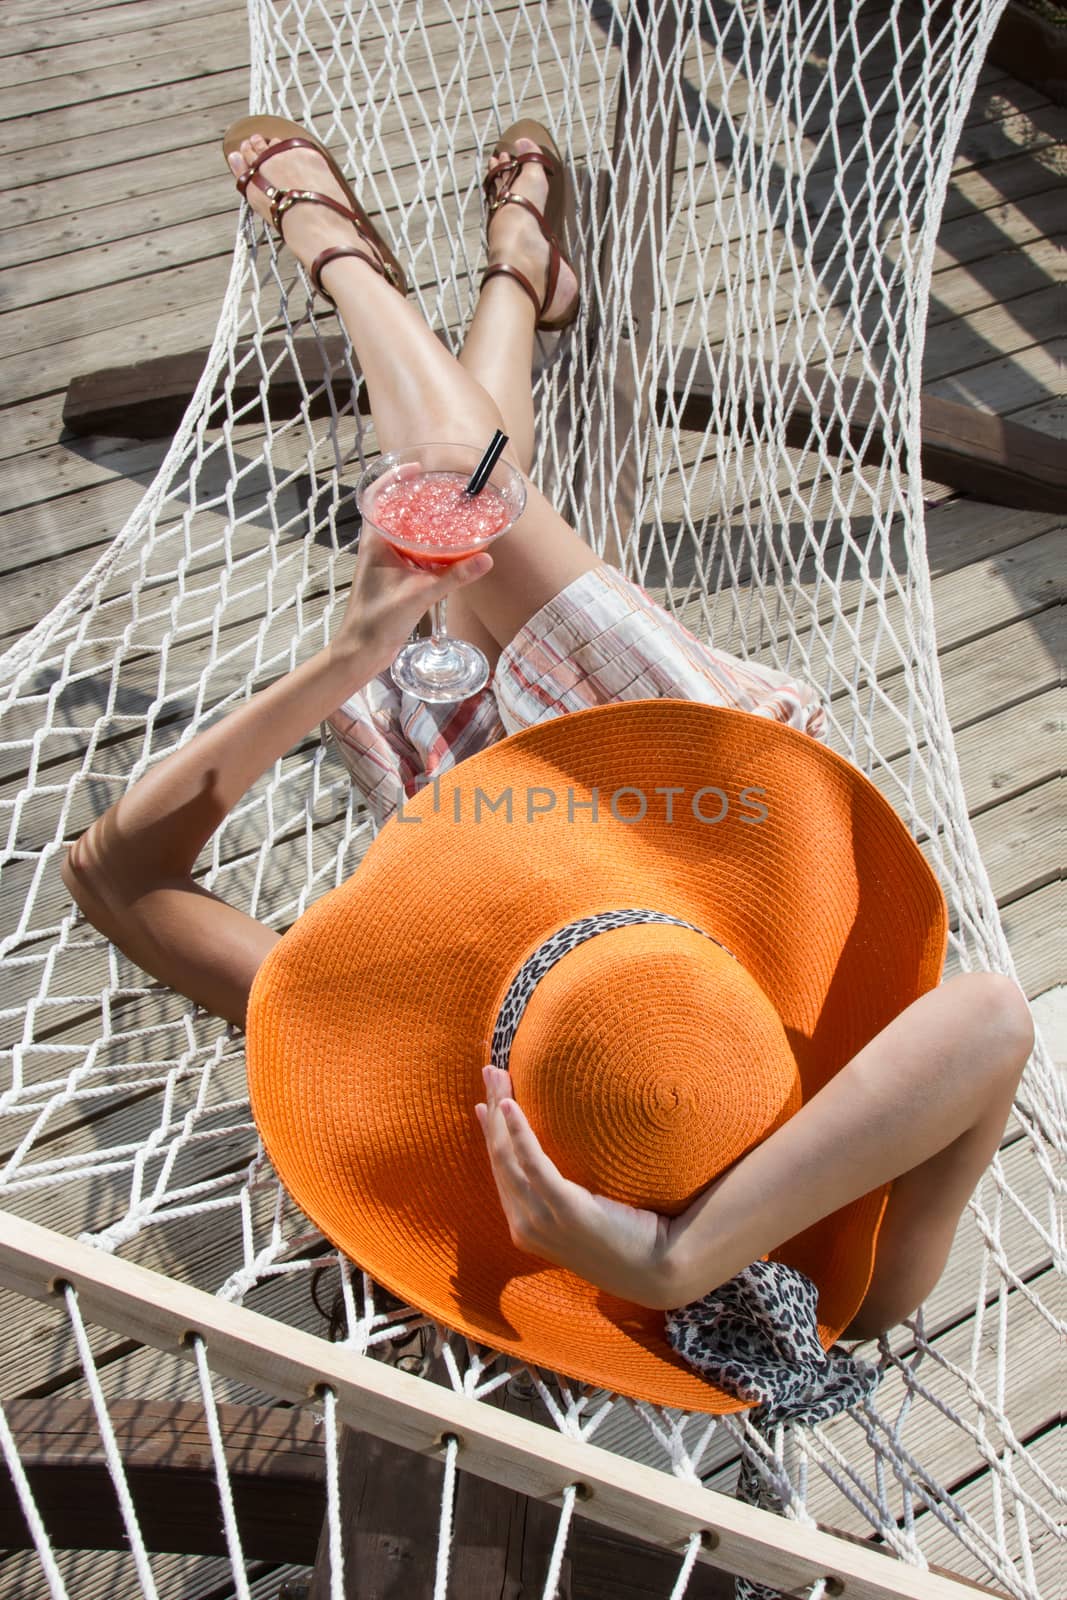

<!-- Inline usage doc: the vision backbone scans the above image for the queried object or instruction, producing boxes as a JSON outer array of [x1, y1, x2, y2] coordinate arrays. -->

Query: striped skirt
[[326, 564, 825, 828]]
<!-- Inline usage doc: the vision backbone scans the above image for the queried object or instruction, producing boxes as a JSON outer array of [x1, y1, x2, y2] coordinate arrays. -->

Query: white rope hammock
[[0, 2, 1062, 1597]]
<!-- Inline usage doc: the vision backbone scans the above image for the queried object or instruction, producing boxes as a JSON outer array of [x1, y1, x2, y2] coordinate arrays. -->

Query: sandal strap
[[483, 148, 557, 216], [232, 133, 406, 302], [235, 136, 321, 194], [486, 190, 566, 273], [311, 245, 395, 304], [487, 189, 548, 231], [480, 262, 547, 322], [243, 172, 359, 236], [235, 136, 365, 238], [270, 187, 361, 233]]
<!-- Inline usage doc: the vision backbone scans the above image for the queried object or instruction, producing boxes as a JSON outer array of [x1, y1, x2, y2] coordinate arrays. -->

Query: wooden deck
[[0, 2, 1063, 1597]]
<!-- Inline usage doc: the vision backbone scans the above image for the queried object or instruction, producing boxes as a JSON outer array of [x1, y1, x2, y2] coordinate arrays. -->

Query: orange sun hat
[[245, 701, 947, 1413]]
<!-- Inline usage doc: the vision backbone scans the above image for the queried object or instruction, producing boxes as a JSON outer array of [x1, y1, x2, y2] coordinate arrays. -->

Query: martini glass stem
[[429, 597, 448, 650]]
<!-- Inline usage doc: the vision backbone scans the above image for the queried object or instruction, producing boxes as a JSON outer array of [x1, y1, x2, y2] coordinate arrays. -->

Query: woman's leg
[[230, 137, 601, 654], [842, 971, 1033, 1339], [447, 138, 587, 662]]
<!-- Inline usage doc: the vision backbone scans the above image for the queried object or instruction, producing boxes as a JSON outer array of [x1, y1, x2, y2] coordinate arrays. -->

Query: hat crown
[[507, 923, 802, 1216]]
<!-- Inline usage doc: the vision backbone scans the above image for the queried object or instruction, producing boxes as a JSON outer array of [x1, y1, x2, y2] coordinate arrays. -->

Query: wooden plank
[[0, 465, 175, 576], [3, 15, 602, 181], [9, 136, 238, 230], [953, 96, 1067, 174], [0, 287, 234, 407], [0, 393, 73, 462], [999, 881, 1064, 999], [3, 71, 251, 172], [923, 234, 1065, 324], [0, 43, 1021, 241], [4, 172, 244, 276], [1, 51, 246, 125], [3, 251, 238, 358], [969, 780, 1063, 908], [921, 287, 1065, 382], [1, 254, 234, 360], [0, 2, 247, 78], [0, 1215, 326, 1406], [1008, 393, 1066, 437], [59, 334, 361, 441], [0, 1547, 247, 1600], [918, 686, 1061, 818], [908, 1431, 1062, 1594], [0, 210, 239, 318], [0, 0, 503, 91], [1, 0, 226, 35], [0, 0, 472, 75], [924, 340, 1066, 421], [919, 608, 1060, 742], [305, 1370, 576, 1599], [0, 1213, 996, 1600], [3, 11, 566, 230], [0, 433, 177, 519], [926, 191, 1066, 284]]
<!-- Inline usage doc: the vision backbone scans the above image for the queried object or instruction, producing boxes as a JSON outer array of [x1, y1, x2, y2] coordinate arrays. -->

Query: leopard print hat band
[[489, 908, 736, 1072]]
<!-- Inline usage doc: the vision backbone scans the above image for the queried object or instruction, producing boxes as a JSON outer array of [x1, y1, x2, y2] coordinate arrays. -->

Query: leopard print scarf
[[492, 910, 881, 1600]]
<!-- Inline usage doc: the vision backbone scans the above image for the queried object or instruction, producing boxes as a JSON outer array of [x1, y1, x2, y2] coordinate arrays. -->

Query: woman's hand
[[334, 469, 495, 674], [476, 1066, 675, 1308]]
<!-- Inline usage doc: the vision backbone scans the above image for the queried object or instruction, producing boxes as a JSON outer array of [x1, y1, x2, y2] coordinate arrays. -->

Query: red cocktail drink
[[372, 471, 511, 570], [356, 445, 526, 704]]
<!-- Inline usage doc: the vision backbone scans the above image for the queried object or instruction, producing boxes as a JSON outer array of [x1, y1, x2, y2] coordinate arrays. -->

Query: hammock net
[[0, 0, 1062, 1595]]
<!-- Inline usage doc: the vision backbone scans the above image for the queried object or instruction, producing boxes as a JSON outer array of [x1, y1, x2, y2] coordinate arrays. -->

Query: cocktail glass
[[356, 444, 526, 704]]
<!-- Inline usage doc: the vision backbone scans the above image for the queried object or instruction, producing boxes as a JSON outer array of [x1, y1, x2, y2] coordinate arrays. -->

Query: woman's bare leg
[[448, 137, 583, 662], [842, 972, 1033, 1339], [229, 137, 600, 657]]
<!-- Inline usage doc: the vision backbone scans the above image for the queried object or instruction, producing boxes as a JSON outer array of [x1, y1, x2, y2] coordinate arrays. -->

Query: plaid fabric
[[326, 564, 826, 828]]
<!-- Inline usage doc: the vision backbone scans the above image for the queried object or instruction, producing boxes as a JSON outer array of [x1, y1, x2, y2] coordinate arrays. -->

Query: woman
[[62, 119, 1032, 1387]]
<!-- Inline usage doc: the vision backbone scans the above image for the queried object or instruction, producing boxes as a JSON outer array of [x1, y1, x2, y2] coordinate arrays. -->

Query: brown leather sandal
[[481, 118, 579, 332], [222, 115, 408, 305]]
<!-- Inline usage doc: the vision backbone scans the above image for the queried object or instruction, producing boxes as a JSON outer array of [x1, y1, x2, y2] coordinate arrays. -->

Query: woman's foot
[[483, 137, 578, 328], [226, 134, 399, 295]]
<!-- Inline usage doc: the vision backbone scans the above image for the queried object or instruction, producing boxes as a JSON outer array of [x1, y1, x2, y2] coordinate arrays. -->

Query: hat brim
[[247, 702, 946, 1412]]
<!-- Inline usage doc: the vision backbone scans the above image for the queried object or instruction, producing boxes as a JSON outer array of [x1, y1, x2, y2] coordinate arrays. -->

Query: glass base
[[390, 635, 490, 704]]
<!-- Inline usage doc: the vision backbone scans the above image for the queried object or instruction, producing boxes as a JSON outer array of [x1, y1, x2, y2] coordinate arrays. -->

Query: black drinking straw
[[464, 429, 509, 496]]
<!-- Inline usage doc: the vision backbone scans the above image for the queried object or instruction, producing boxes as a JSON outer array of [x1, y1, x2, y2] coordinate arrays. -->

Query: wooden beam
[[0, 1397, 326, 1563], [659, 351, 1067, 513], [0, 1390, 1000, 1597], [63, 335, 1065, 513], [987, 0, 1067, 107], [304, 1372, 580, 1600], [0, 1394, 729, 1595], [0, 1212, 991, 1600]]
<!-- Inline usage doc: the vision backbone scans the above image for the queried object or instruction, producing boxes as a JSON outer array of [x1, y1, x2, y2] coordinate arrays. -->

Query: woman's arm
[[63, 528, 493, 1028], [478, 971, 1030, 1311]]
